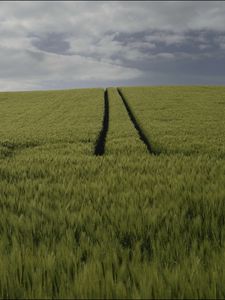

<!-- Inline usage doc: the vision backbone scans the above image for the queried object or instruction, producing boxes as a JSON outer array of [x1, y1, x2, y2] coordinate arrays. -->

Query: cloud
[[215, 35, 225, 50], [0, 46, 142, 91], [0, 1, 225, 90], [31, 32, 71, 55]]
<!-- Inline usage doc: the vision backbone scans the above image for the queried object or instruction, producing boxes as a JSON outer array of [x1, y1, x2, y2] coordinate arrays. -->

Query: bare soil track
[[94, 88, 157, 156], [117, 88, 155, 154], [94, 90, 109, 156]]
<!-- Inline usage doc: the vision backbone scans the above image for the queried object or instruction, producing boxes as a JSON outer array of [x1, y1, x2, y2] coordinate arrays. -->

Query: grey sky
[[0, 1, 225, 91]]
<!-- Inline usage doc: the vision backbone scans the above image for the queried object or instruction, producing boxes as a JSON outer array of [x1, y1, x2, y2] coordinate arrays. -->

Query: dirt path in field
[[94, 89, 109, 155], [117, 88, 154, 154]]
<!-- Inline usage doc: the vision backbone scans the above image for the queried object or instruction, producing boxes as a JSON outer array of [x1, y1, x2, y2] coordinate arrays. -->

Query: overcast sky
[[0, 1, 225, 91]]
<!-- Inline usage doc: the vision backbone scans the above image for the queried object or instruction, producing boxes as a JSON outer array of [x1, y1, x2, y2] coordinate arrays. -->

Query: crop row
[[0, 88, 104, 157], [119, 86, 225, 158], [0, 87, 225, 298], [2, 86, 225, 158]]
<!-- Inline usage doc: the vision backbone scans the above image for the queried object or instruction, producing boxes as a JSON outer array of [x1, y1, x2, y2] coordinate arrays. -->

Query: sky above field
[[0, 1, 225, 91]]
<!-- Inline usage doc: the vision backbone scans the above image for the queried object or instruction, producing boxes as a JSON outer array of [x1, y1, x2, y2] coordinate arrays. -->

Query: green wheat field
[[0, 86, 225, 298]]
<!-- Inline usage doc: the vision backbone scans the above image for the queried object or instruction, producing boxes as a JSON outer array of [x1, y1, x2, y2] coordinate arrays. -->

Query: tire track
[[94, 89, 109, 156], [117, 88, 155, 154]]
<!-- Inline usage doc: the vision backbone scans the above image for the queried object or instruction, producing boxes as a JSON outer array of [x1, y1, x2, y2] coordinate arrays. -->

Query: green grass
[[0, 86, 225, 298], [120, 86, 225, 157], [106, 88, 148, 155]]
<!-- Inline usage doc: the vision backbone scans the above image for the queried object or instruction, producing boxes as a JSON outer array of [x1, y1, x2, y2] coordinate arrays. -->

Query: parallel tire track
[[94, 90, 109, 155], [117, 88, 155, 154]]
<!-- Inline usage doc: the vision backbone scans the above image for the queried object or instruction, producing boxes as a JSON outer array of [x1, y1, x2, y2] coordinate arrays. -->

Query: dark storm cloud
[[111, 29, 225, 57], [0, 1, 225, 91], [31, 32, 71, 55], [106, 29, 225, 81]]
